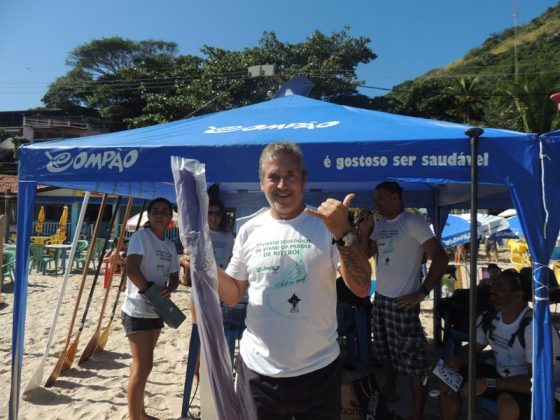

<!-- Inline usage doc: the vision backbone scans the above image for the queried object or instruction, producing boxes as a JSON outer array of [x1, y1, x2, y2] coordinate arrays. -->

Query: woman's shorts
[[121, 311, 163, 336]]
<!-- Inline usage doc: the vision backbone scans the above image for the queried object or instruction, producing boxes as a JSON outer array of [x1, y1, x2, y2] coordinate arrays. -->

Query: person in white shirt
[[358, 181, 448, 420], [184, 141, 372, 420], [121, 197, 179, 420], [439, 269, 560, 420]]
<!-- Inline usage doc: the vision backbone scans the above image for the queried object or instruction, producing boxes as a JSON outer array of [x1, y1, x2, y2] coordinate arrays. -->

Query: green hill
[[382, 4, 560, 133]]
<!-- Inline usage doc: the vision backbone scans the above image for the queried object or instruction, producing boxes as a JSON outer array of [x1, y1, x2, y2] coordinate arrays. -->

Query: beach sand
[[0, 247, 513, 419]]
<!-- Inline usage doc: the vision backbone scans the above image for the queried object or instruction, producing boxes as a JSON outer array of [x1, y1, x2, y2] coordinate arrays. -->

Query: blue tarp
[[11, 95, 560, 418], [441, 214, 509, 248]]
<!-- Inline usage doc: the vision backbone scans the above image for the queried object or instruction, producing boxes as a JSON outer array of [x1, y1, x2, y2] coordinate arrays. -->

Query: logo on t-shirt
[[266, 259, 309, 319], [288, 293, 301, 313]]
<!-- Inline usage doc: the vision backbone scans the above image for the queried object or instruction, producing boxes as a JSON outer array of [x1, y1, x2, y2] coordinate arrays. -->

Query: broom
[[79, 197, 133, 364], [97, 199, 147, 352], [97, 266, 127, 351], [45, 194, 109, 387], [24, 192, 91, 394], [45, 195, 121, 386]]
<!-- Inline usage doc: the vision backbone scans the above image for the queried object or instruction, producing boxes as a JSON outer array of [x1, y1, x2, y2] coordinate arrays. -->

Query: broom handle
[[77, 195, 122, 330], [60, 194, 108, 349], [107, 199, 147, 322], [94, 197, 133, 331]]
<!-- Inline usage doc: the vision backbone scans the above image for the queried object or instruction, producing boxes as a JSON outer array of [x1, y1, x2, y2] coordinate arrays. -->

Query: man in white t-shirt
[[359, 181, 448, 420], [216, 141, 372, 420], [439, 269, 560, 420]]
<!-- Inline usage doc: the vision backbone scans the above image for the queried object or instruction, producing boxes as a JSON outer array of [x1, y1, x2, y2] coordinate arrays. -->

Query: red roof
[[0, 174, 51, 194]]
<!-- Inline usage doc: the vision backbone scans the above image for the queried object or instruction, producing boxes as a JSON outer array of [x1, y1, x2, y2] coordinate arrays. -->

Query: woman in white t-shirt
[[121, 197, 179, 420]]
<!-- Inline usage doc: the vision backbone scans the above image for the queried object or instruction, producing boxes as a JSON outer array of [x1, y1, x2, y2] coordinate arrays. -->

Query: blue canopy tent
[[11, 95, 560, 418]]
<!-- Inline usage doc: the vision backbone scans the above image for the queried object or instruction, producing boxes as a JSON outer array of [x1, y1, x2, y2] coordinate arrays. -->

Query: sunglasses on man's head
[[208, 211, 221, 217]]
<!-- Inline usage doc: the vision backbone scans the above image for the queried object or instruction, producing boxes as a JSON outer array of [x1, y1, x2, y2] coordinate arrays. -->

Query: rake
[[44, 194, 108, 387], [79, 197, 133, 364]]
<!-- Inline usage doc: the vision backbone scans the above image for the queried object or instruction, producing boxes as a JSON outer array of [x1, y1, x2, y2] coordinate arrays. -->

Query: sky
[[0, 0, 558, 111]]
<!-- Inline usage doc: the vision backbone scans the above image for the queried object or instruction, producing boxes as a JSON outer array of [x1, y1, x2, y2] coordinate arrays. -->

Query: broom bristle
[[78, 331, 100, 365], [96, 320, 113, 352], [45, 355, 65, 387], [61, 332, 81, 372]]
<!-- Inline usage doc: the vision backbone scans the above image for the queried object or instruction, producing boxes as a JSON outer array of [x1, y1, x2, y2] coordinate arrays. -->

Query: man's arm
[[420, 237, 449, 295], [396, 237, 449, 309], [306, 194, 372, 298], [468, 365, 531, 396], [180, 249, 247, 306], [337, 243, 373, 298], [445, 342, 486, 371], [217, 267, 249, 307]]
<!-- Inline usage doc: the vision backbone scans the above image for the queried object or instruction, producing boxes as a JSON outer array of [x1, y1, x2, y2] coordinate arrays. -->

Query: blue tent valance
[[11, 95, 560, 419]]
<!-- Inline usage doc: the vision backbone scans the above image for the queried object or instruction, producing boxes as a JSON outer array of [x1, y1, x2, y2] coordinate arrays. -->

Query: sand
[[0, 271, 196, 420], [0, 248, 513, 419]]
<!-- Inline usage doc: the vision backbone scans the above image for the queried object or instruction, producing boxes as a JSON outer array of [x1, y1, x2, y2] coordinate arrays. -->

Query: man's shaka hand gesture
[[306, 193, 354, 238]]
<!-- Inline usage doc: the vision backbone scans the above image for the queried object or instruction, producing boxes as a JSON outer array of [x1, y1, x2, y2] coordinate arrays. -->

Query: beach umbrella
[[125, 210, 178, 231], [501, 215, 560, 240], [58, 206, 69, 240], [440, 214, 510, 248], [35, 206, 45, 235]]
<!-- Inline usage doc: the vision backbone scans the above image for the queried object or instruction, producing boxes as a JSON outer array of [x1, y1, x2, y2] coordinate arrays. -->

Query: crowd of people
[[116, 141, 558, 420]]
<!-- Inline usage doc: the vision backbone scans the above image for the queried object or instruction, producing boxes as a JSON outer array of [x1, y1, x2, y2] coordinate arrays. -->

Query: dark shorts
[[234, 355, 342, 420], [371, 293, 427, 377], [121, 311, 163, 336]]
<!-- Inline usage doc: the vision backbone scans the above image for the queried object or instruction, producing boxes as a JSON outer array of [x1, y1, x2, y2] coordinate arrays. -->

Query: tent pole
[[466, 127, 483, 420], [432, 188, 442, 346]]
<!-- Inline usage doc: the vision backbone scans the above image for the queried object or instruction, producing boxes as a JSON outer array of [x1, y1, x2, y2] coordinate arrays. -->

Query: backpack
[[479, 308, 532, 349]]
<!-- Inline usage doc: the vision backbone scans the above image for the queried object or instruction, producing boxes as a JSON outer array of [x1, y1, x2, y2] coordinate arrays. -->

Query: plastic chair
[[2, 250, 16, 284], [72, 240, 89, 271], [29, 243, 54, 274]]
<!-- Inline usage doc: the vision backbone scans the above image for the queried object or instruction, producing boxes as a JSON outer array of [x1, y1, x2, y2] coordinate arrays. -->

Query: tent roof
[[18, 95, 537, 208]]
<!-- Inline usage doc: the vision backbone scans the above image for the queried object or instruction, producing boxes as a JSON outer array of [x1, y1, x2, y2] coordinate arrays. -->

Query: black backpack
[[479, 308, 532, 349]]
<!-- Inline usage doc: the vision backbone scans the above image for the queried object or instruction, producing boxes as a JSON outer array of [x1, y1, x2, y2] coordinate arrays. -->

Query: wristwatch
[[485, 377, 497, 389], [332, 231, 357, 247]]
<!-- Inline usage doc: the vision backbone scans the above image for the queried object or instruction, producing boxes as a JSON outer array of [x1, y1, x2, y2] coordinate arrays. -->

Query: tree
[[43, 37, 181, 127], [484, 71, 560, 133], [42, 30, 377, 128]]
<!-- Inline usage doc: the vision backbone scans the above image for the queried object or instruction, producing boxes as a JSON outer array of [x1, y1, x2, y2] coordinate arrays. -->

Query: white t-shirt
[[209, 230, 234, 269], [370, 211, 434, 297], [122, 228, 179, 318], [476, 307, 560, 379], [226, 208, 340, 377]]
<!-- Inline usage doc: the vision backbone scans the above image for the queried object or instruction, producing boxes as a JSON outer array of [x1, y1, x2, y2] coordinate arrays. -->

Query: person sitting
[[479, 263, 502, 288], [439, 269, 560, 420]]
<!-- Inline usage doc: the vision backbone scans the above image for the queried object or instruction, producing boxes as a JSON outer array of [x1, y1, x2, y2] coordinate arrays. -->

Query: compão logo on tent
[[45, 150, 139, 173], [204, 120, 340, 133]]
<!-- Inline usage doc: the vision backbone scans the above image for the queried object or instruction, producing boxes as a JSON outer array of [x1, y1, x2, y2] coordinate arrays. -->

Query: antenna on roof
[[512, 0, 519, 80]]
